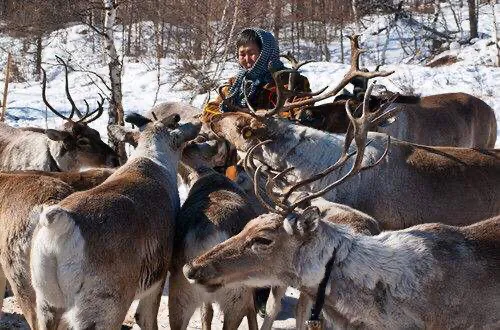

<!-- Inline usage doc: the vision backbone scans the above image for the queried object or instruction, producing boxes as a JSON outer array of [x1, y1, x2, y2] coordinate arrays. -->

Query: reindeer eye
[[77, 138, 91, 147], [241, 127, 253, 139], [252, 237, 273, 246]]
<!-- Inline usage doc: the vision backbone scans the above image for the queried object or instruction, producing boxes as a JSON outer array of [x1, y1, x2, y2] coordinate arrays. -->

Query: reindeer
[[295, 92, 497, 148], [169, 140, 260, 330], [185, 105, 500, 329], [259, 197, 381, 330], [0, 168, 115, 329], [0, 57, 118, 171], [283, 36, 497, 148], [30, 113, 201, 330], [208, 50, 500, 229], [185, 210, 500, 328]]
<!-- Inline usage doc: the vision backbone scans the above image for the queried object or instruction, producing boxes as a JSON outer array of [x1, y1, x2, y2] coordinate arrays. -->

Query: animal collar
[[307, 247, 337, 325]]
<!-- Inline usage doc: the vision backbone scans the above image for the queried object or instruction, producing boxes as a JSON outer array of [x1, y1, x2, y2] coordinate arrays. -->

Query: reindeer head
[[181, 137, 234, 171], [183, 205, 322, 290], [109, 112, 201, 158], [209, 112, 269, 152], [45, 121, 119, 170], [41, 57, 119, 170]]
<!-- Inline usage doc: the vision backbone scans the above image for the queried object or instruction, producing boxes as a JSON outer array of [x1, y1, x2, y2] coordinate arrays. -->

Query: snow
[[0, 5, 499, 147], [0, 2, 499, 329]]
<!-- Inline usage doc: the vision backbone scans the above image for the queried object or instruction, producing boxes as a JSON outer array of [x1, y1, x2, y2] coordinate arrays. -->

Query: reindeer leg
[[246, 308, 258, 330], [135, 279, 166, 330], [35, 299, 64, 330], [245, 288, 258, 330], [296, 292, 313, 330], [201, 303, 213, 330], [168, 271, 196, 330], [261, 286, 286, 330], [0, 267, 5, 319], [220, 288, 254, 330]]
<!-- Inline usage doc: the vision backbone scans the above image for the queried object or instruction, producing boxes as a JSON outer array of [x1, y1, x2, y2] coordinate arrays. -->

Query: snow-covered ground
[[0, 3, 499, 329]]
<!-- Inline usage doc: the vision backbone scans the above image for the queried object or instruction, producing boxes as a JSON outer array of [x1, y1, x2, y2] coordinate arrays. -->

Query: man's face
[[238, 43, 260, 69]]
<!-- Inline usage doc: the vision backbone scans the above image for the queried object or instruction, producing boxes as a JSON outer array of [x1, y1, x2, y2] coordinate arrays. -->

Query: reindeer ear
[[296, 206, 320, 235], [125, 112, 152, 128], [108, 125, 139, 147], [46, 129, 71, 141]]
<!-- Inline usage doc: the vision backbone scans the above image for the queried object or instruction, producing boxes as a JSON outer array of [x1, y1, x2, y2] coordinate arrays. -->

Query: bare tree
[[491, 0, 500, 66], [103, 0, 126, 164]]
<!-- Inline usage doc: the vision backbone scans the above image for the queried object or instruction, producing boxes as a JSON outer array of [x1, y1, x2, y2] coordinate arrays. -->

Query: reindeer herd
[[0, 36, 499, 330]]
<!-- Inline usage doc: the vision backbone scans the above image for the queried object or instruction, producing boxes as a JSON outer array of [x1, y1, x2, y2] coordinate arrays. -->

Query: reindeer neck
[[183, 163, 216, 187], [294, 221, 353, 289], [328, 227, 435, 304], [47, 139, 72, 171], [129, 142, 180, 185]]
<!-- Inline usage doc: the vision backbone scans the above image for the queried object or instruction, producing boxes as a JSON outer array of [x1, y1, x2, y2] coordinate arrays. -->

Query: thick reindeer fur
[[0, 173, 76, 329], [0, 169, 115, 329], [185, 212, 500, 329], [5, 168, 115, 191], [0, 122, 118, 171], [30, 117, 200, 330], [210, 113, 500, 229], [298, 92, 497, 148], [377, 93, 497, 148], [269, 198, 382, 330], [170, 164, 259, 330]]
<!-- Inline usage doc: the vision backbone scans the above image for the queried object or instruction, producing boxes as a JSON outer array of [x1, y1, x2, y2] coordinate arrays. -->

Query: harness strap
[[307, 248, 337, 327]]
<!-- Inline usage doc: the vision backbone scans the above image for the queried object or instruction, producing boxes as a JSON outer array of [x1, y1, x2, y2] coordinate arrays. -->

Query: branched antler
[[41, 56, 106, 124], [245, 35, 394, 117], [247, 81, 401, 215]]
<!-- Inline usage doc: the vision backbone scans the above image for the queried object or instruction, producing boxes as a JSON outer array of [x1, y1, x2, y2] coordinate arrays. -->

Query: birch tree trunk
[[491, 0, 500, 67], [103, 0, 126, 164], [352, 0, 360, 31]]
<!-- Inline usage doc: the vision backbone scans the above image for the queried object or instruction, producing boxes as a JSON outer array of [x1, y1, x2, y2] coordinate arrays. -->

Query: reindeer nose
[[183, 262, 216, 283], [183, 263, 200, 283]]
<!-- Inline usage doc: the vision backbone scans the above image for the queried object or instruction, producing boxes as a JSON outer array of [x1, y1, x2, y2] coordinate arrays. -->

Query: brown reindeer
[[0, 57, 119, 171], [169, 140, 260, 330], [294, 92, 497, 148], [185, 102, 500, 329], [280, 37, 497, 148], [0, 168, 115, 329], [30, 113, 201, 330]]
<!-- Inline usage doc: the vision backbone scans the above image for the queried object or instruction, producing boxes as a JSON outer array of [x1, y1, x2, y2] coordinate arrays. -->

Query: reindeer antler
[[280, 52, 314, 71], [248, 81, 400, 215], [246, 35, 394, 118], [42, 56, 106, 124], [243, 70, 327, 117]]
